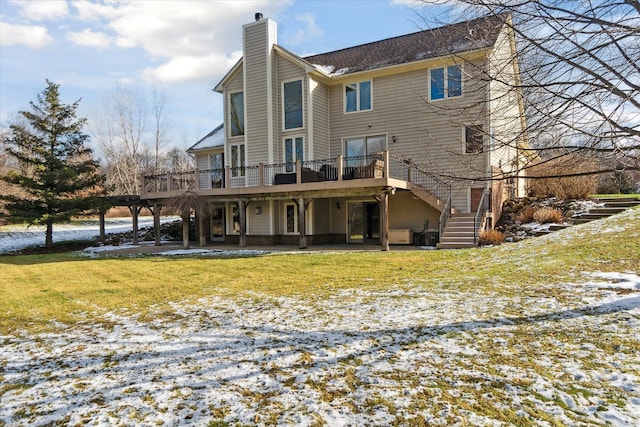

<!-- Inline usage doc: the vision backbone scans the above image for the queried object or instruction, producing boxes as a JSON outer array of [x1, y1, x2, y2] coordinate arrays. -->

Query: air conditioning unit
[[388, 229, 412, 244]]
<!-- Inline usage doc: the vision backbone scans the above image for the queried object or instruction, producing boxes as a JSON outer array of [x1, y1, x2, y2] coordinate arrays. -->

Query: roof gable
[[187, 123, 225, 152], [303, 14, 507, 76]]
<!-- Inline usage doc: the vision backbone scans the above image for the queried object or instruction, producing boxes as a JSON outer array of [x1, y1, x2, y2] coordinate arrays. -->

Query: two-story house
[[142, 12, 527, 250]]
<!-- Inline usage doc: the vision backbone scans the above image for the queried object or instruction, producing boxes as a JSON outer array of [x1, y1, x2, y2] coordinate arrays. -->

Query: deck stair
[[409, 184, 450, 213], [436, 213, 477, 249], [571, 198, 640, 225]]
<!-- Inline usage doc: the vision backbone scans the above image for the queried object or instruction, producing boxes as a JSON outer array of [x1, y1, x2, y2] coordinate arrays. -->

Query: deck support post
[[152, 204, 162, 246], [181, 212, 190, 249], [99, 207, 107, 245], [380, 192, 390, 251], [239, 200, 247, 247], [297, 197, 310, 249], [128, 204, 142, 245], [197, 209, 207, 247]]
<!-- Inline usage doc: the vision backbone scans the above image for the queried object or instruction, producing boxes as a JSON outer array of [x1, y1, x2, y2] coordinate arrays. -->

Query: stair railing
[[389, 156, 451, 205], [474, 189, 491, 244], [389, 156, 452, 244]]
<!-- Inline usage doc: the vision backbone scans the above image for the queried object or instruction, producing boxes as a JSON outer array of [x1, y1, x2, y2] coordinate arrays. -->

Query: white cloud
[[72, 0, 122, 21], [92, 0, 292, 83], [290, 13, 323, 46], [11, 0, 69, 21], [0, 21, 53, 48], [144, 51, 242, 84], [67, 28, 111, 48]]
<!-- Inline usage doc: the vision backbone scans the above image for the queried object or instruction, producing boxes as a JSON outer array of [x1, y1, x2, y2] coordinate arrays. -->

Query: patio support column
[[181, 212, 190, 249], [197, 209, 207, 247], [99, 207, 107, 245], [128, 204, 141, 245], [298, 197, 308, 249], [380, 192, 389, 251], [152, 204, 162, 246], [239, 200, 247, 247]]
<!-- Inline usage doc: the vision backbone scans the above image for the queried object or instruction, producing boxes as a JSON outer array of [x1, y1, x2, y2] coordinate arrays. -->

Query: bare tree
[[417, 0, 639, 182], [151, 85, 169, 175], [91, 84, 170, 195]]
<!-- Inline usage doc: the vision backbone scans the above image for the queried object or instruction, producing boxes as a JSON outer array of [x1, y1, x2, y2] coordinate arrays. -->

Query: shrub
[[527, 156, 598, 199], [533, 207, 563, 224], [478, 229, 506, 246], [516, 207, 536, 223]]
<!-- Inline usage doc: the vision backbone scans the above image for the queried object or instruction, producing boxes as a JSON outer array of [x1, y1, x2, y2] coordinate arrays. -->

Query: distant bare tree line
[[89, 84, 193, 196]]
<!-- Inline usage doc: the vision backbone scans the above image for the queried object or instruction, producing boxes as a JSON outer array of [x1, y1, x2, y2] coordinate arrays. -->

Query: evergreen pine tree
[[0, 80, 105, 248]]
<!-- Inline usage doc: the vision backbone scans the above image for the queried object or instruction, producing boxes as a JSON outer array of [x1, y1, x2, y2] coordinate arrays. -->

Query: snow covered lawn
[[1, 209, 639, 426], [0, 217, 171, 254], [2, 278, 639, 425]]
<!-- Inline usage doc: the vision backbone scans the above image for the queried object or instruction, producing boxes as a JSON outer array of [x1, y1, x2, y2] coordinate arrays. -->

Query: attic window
[[430, 65, 462, 100], [345, 81, 371, 113]]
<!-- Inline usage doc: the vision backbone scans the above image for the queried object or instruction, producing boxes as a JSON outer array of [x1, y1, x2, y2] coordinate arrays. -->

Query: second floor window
[[344, 135, 386, 158], [283, 80, 303, 129], [430, 65, 462, 100], [284, 136, 304, 172], [345, 81, 371, 113], [229, 92, 244, 136], [230, 144, 245, 177]]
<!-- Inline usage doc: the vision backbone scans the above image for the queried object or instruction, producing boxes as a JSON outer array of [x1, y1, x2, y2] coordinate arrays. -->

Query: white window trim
[[428, 65, 463, 102], [283, 135, 305, 164], [284, 202, 298, 234], [228, 142, 246, 177], [228, 90, 245, 137], [342, 134, 388, 157], [343, 80, 373, 114], [281, 78, 305, 131]]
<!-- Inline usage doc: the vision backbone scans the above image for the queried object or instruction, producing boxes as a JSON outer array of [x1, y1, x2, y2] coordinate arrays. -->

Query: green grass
[[1, 207, 639, 335], [590, 193, 640, 199]]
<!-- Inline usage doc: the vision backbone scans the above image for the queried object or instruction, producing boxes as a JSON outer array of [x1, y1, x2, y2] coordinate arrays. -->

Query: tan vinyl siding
[[327, 60, 488, 212], [244, 20, 270, 165], [488, 26, 522, 176], [311, 78, 330, 160], [248, 202, 271, 235]]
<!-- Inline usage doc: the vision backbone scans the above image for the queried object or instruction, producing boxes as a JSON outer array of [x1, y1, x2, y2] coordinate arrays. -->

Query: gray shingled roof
[[187, 123, 224, 152], [303, 14, 507, 76]]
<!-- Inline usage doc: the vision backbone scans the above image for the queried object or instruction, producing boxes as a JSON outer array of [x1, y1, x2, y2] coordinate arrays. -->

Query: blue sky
[[0, 0, 443, 151]]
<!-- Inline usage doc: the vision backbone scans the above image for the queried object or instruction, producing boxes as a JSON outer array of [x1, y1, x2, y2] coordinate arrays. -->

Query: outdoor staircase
[[436, 213, 477, 249], [409, 184, 448, 212], [571, 197, 640, 224]]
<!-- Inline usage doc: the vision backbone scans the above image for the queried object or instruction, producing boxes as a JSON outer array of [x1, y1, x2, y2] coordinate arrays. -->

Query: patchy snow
[[1, 208, 639, 425], [0, 217, 178, 254], [312, 64, 335, 74], [1, 273, 639, 425]]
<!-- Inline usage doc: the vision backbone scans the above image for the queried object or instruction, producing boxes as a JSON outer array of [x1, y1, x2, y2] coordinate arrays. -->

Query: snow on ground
[[80, 244, 273, 258], [1, 209, 639, 425], [1, 273, 639, 425], [0, 217, 177, 254]]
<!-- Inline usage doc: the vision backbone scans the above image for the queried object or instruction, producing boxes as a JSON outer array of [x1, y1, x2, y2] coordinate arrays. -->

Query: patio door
[[348, 202, 380, 243], [210, 207, 225, 241]]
